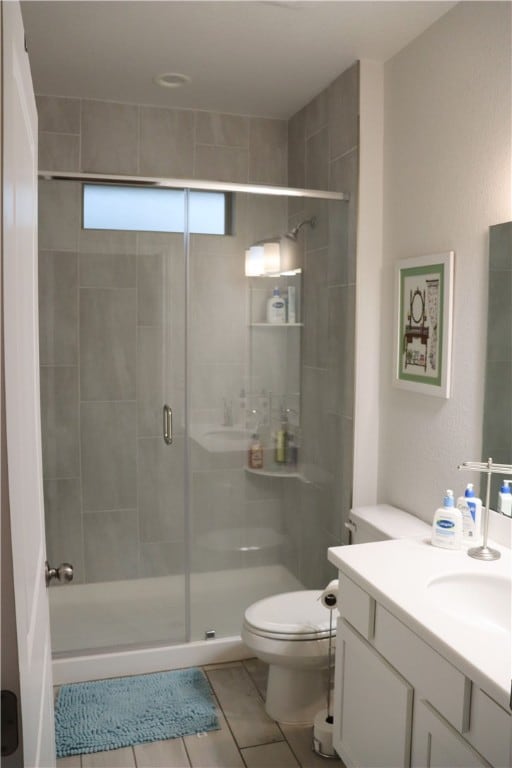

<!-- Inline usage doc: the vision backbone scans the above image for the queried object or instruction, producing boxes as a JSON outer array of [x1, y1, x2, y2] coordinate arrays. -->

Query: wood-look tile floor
[[56, 659, 345, 768]]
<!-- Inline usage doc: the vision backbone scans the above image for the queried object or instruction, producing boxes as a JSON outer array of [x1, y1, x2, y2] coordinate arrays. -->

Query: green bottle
[[274, 414, 288, 464]]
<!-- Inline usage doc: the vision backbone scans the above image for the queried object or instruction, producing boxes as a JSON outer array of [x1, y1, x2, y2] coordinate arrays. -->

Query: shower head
[[245, 216, 315, 275], [284, 216, 316, 241]]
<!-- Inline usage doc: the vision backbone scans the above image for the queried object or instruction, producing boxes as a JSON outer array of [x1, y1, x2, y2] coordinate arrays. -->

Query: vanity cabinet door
[[334, 618, 413, 768], [412, 700, 490, 768]]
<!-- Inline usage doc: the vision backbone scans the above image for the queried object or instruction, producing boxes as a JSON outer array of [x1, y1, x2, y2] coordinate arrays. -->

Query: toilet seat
[[242, 589, 336, 724], [243, 590, 335, 641]]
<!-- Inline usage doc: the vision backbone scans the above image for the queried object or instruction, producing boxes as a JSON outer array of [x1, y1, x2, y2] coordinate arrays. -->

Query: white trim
[[52, 636, 250, 685], [353, 60, 384, 509], [38, 170, 348, 200]]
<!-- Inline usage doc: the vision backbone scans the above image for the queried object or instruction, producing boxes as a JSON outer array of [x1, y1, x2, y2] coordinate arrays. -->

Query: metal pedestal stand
[[458, 457, 512, 561], [312, 603, 338, 758]]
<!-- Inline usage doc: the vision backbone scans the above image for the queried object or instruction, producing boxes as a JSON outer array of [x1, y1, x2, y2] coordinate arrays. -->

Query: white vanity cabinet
[[333, 572, 511, 768], [335, 618, 413, 768], [412, 700, 489, 768]]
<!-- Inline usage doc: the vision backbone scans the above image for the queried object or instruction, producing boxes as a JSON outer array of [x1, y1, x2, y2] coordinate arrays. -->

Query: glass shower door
[[39, 177, 350, 655], [39, 178, 188, 654], [187, 189, 350, 641]]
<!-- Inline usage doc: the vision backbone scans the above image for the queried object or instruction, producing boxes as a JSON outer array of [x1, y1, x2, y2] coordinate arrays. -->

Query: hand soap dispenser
[[457, 483, 482, 546], [497, 480, 512, 517], [432, 490, 462, 550]]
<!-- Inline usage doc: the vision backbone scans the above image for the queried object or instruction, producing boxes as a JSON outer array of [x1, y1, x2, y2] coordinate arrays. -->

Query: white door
[[2, 2, 56, 766]]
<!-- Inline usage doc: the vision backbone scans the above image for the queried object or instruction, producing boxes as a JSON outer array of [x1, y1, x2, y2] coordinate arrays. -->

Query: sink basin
[[427, 573, 511, 635], [190, 425, 252, 453], [203, 430, 249, 442]]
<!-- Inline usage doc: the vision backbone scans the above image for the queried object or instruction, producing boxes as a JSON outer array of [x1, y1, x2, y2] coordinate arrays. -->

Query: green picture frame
[[394, 251, 454, 398]]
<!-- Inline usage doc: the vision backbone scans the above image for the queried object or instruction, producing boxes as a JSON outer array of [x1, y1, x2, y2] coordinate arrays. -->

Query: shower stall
[[38, 172, 350, 682]]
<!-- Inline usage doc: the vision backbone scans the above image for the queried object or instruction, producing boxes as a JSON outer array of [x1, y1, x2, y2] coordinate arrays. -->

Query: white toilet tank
[[348, 504, 430, 544]]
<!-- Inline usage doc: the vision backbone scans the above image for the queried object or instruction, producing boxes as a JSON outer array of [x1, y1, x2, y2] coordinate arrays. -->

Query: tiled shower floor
[[55, 659, 345, 768]]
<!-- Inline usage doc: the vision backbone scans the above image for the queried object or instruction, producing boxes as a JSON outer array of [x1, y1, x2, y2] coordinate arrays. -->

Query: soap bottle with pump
[[457, 483, 482, 546], [497, 480, 512, 517], [248, 433, 263, 470], [267, 287, 286, 324], [432, 490, 462, 550]]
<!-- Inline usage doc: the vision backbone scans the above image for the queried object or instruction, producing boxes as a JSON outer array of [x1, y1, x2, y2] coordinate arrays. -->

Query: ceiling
[[21, 0, 456, 119]]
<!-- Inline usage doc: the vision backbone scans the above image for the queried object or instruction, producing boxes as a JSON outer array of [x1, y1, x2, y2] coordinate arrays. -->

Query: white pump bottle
[[432, 490, 462, 550]]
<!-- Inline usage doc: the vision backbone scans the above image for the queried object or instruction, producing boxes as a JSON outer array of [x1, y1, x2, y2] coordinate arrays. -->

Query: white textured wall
[[379, 1, 511, 523], [353, 60, 384, 508]]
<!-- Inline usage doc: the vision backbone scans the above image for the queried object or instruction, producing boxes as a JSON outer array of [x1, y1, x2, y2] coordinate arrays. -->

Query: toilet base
[[265, 664, 328, 725]]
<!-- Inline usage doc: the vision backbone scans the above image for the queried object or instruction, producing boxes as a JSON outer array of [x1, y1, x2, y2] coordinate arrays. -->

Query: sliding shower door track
[[38, 170, 349, 201]]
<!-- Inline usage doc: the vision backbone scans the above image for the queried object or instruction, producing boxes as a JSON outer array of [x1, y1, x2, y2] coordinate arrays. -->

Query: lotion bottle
[[497, 480, 512, 517], [457, 483, 482, 546], [432, 490, 462, 550], [267, 287, 286, 324]]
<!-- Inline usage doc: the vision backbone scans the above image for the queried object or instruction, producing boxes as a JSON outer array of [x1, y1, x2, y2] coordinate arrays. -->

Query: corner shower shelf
[[245, 466, 301, 479], [249, 322, 303, 327]]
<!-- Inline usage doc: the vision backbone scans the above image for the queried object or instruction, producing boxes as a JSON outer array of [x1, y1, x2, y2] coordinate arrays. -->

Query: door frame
[[1, 1, 56, 765]]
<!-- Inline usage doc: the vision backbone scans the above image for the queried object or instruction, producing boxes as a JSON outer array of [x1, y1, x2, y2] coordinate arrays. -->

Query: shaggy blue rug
[[54, 667, 219, 757]]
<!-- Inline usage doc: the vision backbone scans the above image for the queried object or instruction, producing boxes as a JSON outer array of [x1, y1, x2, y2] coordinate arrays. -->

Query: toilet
[[241, 504, 430, 724]]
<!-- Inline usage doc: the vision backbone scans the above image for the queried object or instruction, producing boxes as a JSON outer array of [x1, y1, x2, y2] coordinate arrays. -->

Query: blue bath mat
[[54, 667, 219, 757]]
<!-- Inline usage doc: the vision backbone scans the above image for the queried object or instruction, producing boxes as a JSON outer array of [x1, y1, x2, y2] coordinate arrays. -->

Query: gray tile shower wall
[[285, 61, 359, 587], [35, 96, 288, 185], [37, 96, 288, 586], [38, 69, 357, 591]]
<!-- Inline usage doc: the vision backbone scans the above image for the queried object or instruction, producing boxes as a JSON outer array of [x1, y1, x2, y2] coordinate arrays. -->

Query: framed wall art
[[393, 251, 454, 398]]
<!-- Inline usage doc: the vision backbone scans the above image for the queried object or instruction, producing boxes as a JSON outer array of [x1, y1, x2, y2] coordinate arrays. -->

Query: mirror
[[482, 221, 512, 505]]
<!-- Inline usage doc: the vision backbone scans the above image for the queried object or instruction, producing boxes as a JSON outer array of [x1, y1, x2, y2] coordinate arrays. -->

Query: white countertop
[[328, 537, 511, 711]]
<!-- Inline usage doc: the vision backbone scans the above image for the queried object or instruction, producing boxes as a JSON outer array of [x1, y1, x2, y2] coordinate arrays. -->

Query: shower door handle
[[45, 560, 74, 587], [163, 404, 173, 445]]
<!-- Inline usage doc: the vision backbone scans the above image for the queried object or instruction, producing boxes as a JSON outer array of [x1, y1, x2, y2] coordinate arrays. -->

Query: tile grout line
[[241, 656, 308, 767], [209, 662, 299, 763], [202, 664, 263, 762], [180, 734, 193, 768]]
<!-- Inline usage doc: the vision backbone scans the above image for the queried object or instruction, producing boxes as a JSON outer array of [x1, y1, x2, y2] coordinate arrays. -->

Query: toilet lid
[[243, 590, 335, 640]]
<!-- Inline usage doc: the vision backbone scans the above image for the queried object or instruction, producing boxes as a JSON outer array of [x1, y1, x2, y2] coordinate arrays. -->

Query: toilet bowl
[[242, 505, 431, 725], [241, 590, 335, 725]]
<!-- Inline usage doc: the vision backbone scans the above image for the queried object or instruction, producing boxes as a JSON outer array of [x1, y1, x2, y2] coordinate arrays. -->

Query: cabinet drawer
[[466, 687, 511, 768], [374, 604, 471, 732], [338, 572, 375, 640], [412, 699, 490, 768]]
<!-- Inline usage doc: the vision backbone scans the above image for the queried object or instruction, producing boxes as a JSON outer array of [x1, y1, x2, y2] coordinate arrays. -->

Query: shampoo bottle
[[457, 483, 482, 546], [274, 411, 288, 464], [432, 490, 462, 550], [497, 480, 512, 517], [248, 433, 263, 470]]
